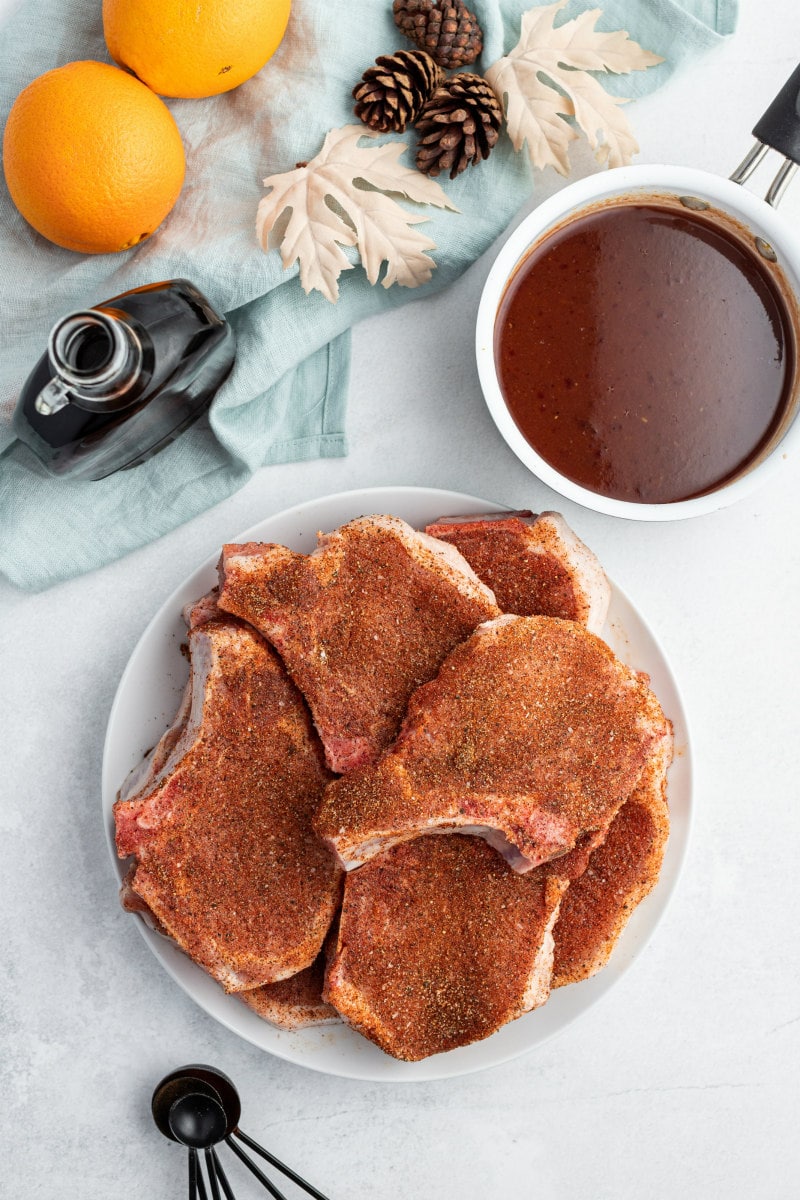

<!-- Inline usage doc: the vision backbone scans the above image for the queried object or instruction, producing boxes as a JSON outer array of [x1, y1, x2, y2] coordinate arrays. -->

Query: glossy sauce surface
[[495, 202, 795, 503]]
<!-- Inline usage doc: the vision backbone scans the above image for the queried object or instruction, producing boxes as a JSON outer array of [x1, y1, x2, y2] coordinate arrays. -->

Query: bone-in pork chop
[[426, 510, 610, 634], [240, 942, 340, 1030], [324, 834, 566, 1060], [217, 515, 500, 773], [315, 614, 671, 872], [115, 612, 342, 992], [552, 728, 671, 986]]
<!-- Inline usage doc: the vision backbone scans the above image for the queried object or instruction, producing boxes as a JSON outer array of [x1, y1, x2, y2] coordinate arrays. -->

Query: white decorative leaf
[[257, 125, 458, 303], [485, 0, 663, 174]]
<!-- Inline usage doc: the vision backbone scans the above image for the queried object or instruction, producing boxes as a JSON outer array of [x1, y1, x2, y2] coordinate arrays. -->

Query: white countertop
[[3, 2, 800, 1196]]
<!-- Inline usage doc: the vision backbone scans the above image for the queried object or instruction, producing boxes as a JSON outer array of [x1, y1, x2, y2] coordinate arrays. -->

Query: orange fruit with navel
[[2, 60, 186, 255], [103, 0, 292, 99]]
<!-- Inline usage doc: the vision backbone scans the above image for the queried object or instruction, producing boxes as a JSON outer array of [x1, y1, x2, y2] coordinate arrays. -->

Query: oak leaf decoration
[[485, 0, 663, 174], [257, 124, 458, 302]]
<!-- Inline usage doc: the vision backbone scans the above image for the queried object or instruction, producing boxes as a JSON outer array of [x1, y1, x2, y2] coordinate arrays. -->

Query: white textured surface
[[2, 1, 800, 1196]]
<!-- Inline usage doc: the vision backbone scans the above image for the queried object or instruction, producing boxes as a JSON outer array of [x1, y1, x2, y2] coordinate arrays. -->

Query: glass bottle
[[13, 279, 236, 480]]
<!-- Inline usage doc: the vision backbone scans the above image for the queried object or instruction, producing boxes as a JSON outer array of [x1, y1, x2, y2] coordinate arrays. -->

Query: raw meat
[[324, 834, 566, 1060], [426, 510, 610, 634], [315, 614, 671, 872], [240, 943, 340, 1030], [115, 612, 342, 992], [552, 728, 672, 986], [217, 515, 500, 773]]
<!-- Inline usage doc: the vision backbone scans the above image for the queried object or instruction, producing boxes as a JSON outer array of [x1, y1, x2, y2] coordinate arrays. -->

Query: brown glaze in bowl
[[477, 166, 800, 520]]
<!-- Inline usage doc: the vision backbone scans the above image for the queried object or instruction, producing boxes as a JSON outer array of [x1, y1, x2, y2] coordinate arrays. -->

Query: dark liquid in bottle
[[14, 279, 236, 480], [73, 327, 114, 373]]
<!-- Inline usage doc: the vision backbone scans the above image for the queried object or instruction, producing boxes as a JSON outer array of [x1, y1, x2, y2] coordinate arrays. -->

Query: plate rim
[[102, 484, 693, 1082]]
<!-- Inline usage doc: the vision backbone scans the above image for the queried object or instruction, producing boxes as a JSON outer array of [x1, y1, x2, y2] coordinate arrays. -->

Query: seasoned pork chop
[[240, 943, 340, 1030], [315, 615, 670, 872], [324, 834, 566, 1060], [426, 510, 610, 634], [553, 728, 672, 986], [115, 613, 342, 992], [217, 515, 500, 773]]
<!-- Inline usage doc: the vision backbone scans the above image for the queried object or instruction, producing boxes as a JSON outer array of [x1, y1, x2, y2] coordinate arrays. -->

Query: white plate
[[102, 486, 692, 1082]]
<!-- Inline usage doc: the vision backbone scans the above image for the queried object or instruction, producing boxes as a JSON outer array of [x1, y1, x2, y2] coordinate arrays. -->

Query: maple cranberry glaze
[[494, 197, 797, 504]]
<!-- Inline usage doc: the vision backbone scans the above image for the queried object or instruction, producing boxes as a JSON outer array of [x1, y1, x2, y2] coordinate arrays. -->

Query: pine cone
[[415, 73, 502, 179], [353, 50, 444, 134], [393, 0, 483, 71]]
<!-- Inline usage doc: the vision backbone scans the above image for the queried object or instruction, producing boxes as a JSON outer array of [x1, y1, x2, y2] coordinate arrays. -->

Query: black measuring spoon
[[152, 1064, 333, 1200]]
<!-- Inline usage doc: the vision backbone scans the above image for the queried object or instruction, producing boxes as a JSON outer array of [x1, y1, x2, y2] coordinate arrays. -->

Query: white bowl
[[476, 164, 800, 521]]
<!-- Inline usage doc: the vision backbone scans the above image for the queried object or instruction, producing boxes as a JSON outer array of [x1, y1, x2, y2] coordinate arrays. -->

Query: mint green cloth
[[0, 0, 736, 589]]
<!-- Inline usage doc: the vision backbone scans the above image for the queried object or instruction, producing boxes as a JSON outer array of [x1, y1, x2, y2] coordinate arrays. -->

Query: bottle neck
[[35, 308, 144, 416]]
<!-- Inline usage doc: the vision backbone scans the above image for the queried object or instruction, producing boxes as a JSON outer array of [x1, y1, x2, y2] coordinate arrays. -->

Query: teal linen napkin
[[0, 0, 736, 589]]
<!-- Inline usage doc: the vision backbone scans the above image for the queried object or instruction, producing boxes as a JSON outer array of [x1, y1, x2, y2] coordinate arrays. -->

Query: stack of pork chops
[[114, 511, 672, 1061]]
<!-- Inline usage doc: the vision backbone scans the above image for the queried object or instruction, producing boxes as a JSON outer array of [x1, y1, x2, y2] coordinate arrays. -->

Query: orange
[[3, 61, 185, 255], [103, 0, 292, 100]]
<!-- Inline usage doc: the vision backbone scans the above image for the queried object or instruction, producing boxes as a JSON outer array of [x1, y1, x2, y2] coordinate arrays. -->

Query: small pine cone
[[393, 0, 483, 71], [353, 50, 444, 134], [415, 72, 502, 179]]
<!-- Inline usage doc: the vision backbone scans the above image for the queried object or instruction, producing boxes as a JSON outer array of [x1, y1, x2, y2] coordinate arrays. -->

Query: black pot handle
[[752, 63, 800, 165], [730, 64, 800, 207]]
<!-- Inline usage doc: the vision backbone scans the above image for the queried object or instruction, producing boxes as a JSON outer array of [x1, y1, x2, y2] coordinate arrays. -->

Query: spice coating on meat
[[240, 941, 340, 1030], [217, 515, 500, 773], [115, 616, 342, 992], [324, 834, 566, 1060], [426, 510, 611, 634], [552, 728, 672, 986], [315, 614, 670, 871]]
